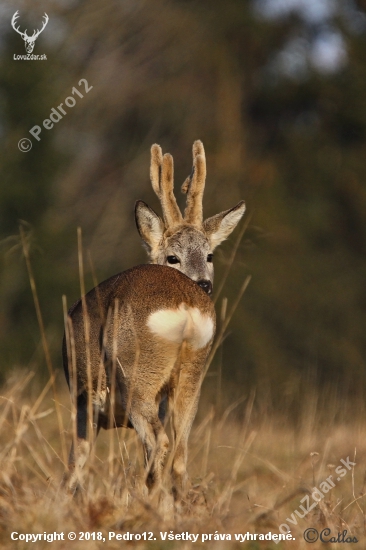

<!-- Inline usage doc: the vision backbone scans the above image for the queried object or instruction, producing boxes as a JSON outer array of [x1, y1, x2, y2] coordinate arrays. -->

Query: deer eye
[[207, 254, 213, 263], [167, 255, 180, 264]]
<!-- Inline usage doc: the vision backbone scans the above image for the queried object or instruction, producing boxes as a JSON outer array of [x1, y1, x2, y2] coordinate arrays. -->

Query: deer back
[[63, 264, 216, 398]]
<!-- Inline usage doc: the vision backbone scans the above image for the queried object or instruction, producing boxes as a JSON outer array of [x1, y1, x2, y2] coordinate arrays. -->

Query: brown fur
[[63, 265, 215, 496]]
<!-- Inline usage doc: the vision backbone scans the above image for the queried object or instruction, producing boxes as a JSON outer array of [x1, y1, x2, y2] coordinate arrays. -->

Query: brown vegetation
[[0, 370, 365, 549]]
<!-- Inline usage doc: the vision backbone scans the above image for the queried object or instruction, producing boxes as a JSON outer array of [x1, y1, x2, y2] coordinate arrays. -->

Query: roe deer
[[63, 140, 245, 498]]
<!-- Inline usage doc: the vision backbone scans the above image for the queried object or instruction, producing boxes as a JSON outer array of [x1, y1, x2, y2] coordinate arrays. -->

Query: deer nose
[[197, 279, 212, 295]]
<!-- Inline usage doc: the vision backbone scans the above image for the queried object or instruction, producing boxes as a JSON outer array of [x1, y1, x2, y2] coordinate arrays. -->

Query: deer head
[[11, 11, 49, 54], [135, 141, 246, 295]]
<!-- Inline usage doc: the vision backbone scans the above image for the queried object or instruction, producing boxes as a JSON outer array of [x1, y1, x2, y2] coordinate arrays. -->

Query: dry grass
[[0, 370, 365, 549], [4, 224, 364, 548]]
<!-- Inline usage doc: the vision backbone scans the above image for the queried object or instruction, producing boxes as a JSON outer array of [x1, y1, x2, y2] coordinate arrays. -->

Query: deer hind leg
[[129, 401, 169, 492], [158, 393, 168, 425], [65, 393, 99, 493], [169, 356, 205, 501]]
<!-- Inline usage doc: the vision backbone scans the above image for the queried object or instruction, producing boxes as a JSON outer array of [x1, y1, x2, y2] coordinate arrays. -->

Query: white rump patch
[[147, 304, 214, 350]]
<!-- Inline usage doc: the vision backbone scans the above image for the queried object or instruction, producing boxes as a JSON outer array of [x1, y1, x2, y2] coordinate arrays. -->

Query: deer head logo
[[11, 11, 49, 54]]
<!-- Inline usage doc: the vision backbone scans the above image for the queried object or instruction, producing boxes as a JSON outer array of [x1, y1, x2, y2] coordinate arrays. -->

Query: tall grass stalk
[[20, 225, 67, 466]]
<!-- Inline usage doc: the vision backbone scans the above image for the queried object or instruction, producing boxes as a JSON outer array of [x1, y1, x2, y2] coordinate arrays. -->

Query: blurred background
[[1, 0, 366, 417]]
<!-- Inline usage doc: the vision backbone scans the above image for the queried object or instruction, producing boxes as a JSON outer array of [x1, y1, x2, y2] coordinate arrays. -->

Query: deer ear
[[135, 200, 165, 250], [203, 201, 246, 250]]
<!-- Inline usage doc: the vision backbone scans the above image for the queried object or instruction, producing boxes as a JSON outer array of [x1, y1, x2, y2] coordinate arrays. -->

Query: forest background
[[1, 0, 366, 419]]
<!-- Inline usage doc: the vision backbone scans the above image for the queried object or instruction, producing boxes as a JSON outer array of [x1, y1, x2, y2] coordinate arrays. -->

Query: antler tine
[[11, 10, 19, 26], [160, 153, 183, 227], [150, 144, 163, 198], [11, 11, 26, 37], [182, 140, 206, 226], [150, 145, 183, 228], [33, 13, 49, 39]]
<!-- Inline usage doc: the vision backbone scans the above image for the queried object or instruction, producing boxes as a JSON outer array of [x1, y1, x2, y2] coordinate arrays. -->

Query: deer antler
[[150, 144, 183, 229], [11, 11, 49, 42], [150, 141, 207, 229], [11, 11, 26, 39], [182, 140, 206, 226], [32, 13, 49, 40]]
